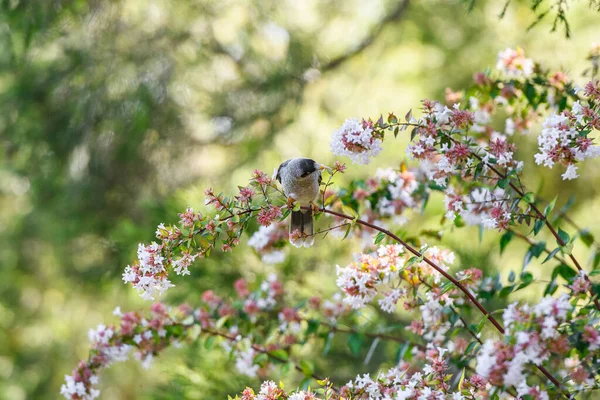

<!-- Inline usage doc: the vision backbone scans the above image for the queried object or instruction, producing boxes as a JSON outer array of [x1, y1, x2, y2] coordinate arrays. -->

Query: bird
[[275, 158, 326, 247]]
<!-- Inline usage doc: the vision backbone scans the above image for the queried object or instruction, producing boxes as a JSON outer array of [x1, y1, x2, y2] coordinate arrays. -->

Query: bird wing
[[275, 159, 291, 183]]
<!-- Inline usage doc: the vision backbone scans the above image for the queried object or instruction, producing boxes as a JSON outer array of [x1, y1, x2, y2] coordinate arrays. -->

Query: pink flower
[[257, 206, 282, 227]]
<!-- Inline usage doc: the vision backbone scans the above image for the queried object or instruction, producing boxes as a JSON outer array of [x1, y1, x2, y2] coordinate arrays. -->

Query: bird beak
[[318, 164, 332, 172]]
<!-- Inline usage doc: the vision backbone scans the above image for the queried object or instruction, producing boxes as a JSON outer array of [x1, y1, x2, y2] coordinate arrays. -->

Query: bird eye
[[301, 171, 311, 178]]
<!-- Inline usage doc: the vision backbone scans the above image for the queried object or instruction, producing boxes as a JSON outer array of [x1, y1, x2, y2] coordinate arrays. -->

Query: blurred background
[[1, 0, 599, 398]]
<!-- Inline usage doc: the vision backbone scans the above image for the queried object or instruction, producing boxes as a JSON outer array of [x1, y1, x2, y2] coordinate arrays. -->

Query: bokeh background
[[1, 0, 599, 399]]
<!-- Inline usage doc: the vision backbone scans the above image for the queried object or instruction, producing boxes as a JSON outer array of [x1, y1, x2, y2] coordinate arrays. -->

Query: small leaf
[[544, 280, 558, 296], [542, 247, 561, 264], [497, 178, 509, 189], [465, 341, 478, 355], [544, 195, 558, 217], [508, 270, 515, 283], [396, 342, 411, 363], [476, 314, 489, 333], [458, 368, 466, 390], [374, 232, 386, 245], [557, 228, 570, 246], [405, 108, 412, 122], [341, 205, 358, 219], [348, 333, 363, 356], [522, 192, 535, 204], [533, 219, 545, 236], [499, 230, 514, 254], [552, 264, 577, 281], [580, 230, 594, 248], [342, 224, 352, 241], [269, 349, 289, 362], [499, 285, 515, 297], [300, 360, 315, 377]]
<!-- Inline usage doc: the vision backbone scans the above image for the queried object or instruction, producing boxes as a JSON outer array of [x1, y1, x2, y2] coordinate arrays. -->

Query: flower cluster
[[330, 118, 382, 164], [247, 223, 288, 264], [61, 303, 191, 399], [239, 347, 488, 400], [496, 47, 535, 78], [535, 94, 600, 180], [122, 243, 174, 300], [477, 294, 600, 396], [63, 276, 353, 399], [444, 186, 512, 230]]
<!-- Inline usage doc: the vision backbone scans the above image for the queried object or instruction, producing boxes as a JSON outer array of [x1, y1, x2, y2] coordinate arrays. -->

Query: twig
[[314, 206, 568, 396]]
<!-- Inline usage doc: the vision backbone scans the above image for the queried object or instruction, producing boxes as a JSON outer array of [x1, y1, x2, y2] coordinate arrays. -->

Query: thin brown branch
[[468, 150, 600, 312], [314, 206, 568, 395]]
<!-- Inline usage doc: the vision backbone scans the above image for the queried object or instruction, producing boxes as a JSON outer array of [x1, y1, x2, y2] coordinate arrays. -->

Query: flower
[[496, 48, 534, 78], [330, 118, 383, 164]]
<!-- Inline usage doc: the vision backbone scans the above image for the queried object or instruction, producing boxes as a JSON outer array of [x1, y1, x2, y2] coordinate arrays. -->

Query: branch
[[313, 206, 568, 395]]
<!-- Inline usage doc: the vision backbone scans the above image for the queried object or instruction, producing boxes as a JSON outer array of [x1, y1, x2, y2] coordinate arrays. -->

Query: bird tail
[[290, 209, 314, 248]]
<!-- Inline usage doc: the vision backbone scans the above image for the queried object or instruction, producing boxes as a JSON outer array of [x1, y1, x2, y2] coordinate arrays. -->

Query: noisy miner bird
[[275, 158, 327, 247]]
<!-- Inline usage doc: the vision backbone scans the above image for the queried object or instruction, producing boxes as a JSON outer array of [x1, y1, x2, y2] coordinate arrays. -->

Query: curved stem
[[470, 152, 600, 312], [314, 206, 567, 395]]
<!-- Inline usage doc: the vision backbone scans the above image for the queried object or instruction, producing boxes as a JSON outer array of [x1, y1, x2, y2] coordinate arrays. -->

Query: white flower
[[496, 48, 534, 78], [475, 340, 497, 378], [561, 164, 579, 180], [330, 118, 382, 164]]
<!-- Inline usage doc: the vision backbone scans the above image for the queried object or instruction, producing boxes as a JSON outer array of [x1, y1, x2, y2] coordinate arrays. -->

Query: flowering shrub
[[63, 47, 600, 399]]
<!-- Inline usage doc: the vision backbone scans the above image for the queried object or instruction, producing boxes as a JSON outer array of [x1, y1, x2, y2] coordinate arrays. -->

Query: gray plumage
[[275, 158, 323, 247]]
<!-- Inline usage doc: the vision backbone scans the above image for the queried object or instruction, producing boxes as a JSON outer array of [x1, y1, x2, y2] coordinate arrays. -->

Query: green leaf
[[497, 178, 509, 189], [542, 247, 561, 264], [544, 195, 558, 217], [476, 314, 489, 334], [458, 368, 466, 390], [254, 353, 269, 366], [405, 256, 420, 269], [342, 224, 352, 241], [374, 231, 386, 245], [499, 285, 515, 297], [533, 219, 545, 236], [580, 230, 595, 248], [589, 269, 600, 276], [348, 333, 363, 356], [544, 280, 558, 296], [522, 192, 535, 204], [322, 332, 334, 355], [204, 335, 215, 350], [508, 270, 515, 283], [465, 341, 478, 355], [594, 250, 600, 269], [305, 319, 320, 336], [552, 264, 577, 282], [500, 230, 514, 254], [269, 349, 289, 362], [396, 342, 411, 363], [523, 241, 546, 268], [341, 205, 358, 219], [557, 228, 570, 245], [300, 360, 315, 377], [440, 280, 455, 295], [520, 272, 533, 285]]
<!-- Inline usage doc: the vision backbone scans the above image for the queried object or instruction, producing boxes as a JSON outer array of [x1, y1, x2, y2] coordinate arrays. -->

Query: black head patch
[[297, 158, 317, 177]]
